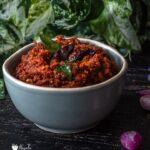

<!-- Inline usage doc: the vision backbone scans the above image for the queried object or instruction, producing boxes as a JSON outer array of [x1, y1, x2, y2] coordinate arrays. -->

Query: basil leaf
[[0, 79, 5, 100], [56, 63, 72, 80]]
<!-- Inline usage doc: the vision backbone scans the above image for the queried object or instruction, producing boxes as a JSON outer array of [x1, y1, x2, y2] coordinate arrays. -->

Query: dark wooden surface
[[0, 46, 150, 150]]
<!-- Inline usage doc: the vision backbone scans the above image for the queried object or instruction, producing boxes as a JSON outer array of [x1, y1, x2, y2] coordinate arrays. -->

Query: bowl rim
[[3, 38, 128, 93]]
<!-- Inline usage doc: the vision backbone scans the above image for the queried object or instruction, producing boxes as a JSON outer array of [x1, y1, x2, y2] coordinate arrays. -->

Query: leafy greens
[[90, 0, 141, 55], [51, 0, 91, 30], [0, 0, 54, 53], [0, 0, 149, 56], [0, 20, 22, 54]]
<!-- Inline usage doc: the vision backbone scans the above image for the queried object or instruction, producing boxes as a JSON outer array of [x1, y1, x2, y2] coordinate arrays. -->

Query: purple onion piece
[[120, 131, 142, 150], [52, 51, 61, 61], [60, 43, 74, 59], [140, 94, 150, 111], [77, 49, 91, 60], [89, 50, 96, 55], [148, 74, 150, 82], [69, 49, 95, 62], [137, 89, 150, 96]]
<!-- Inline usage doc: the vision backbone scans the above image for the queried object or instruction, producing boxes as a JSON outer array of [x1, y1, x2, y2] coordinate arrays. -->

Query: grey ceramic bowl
[[3, 38, 127, 134]]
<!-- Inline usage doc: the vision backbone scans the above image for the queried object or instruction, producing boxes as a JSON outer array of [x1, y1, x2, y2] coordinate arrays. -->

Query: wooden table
[[0, 45, 150, 150]]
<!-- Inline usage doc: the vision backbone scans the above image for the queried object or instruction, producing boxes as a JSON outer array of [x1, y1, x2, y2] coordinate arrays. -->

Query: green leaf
[[73, 22, 103, 41], [0, 19, 22, 54], [39, 29, 61, 52], [0, 0, 22, 20], [26, 0, 54, 37], [86, 0, 104, 20], [0, 79, 5, 100], [90, 0, 141, 53], [0, 0, 29, 39], [0, 0, 54, 39], [0, 0, 55, 54], [56, 63, 72, 80], [40, 36, 60, 52], [131, 0, 150, 42], [51, 0, 91, 30]]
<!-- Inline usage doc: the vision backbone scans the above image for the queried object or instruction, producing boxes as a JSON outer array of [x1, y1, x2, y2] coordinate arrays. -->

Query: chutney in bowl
[[3, 36, 127, 133]]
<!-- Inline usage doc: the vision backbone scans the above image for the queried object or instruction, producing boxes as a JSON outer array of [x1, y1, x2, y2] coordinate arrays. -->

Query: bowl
[[2, 38, 127, 134]]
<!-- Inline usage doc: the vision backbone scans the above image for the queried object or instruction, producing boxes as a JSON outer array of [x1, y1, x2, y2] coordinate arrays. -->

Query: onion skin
[[140, 95, 150, 111], [120, 131, 142, 150]]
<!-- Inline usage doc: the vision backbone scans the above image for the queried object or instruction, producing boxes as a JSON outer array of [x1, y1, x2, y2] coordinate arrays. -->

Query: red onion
[[120, 131, 142, 150], [140, 95, 150, 111], [137, 89, 150, 96], [137, 89, 150, 110]]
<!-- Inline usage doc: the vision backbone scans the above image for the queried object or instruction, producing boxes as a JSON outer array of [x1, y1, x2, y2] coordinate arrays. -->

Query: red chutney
[[15, 35, 118, 88]]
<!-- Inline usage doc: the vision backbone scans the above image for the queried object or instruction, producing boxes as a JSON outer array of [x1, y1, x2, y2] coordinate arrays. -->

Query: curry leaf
[[56, 63, 72, 80], [39, 29, 61, 52]]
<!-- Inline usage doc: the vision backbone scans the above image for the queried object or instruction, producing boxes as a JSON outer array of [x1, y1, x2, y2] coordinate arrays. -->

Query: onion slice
[[120, 131, 142, 150], [137, 89, 150, 96], [140, 94, 150, 111]]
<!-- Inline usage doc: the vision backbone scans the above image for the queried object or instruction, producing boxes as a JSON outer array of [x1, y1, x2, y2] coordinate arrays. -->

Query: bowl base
[[35, 123, 98, 134]]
